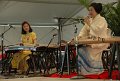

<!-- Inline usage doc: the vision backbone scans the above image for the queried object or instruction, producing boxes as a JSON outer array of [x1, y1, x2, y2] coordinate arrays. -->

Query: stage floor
[[0, 77, 116, 81]]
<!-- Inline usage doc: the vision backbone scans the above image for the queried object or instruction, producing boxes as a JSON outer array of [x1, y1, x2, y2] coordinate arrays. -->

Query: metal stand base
[[70, 75, 85, 79]]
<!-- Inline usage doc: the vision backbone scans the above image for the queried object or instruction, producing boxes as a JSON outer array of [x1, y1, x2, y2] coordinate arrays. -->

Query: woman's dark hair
[[89, 3, 102, 14], [21, 21, 33, 34]]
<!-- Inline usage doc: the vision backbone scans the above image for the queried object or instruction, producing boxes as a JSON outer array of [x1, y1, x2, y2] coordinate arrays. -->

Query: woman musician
[[11, 21, 37, 74], [75, 3, 110, 75]]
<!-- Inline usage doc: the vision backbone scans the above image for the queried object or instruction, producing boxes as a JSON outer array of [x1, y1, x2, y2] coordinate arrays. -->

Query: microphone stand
[[0, 25, 14, 74], [56, 17, 62, 72], [70, 24, 85, 79], [54, 17, 84, 74], [43, 35, 57, 53], [40, 35, 57, 74], [54, 17, 83, 72]]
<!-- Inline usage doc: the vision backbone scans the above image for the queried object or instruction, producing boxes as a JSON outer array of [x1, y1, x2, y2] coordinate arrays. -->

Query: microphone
[[75, 16, 84, 22], [54, 17, 66, 19], [72, 18, 84, 23], [74, 25, 77, 33], [8, 24, 15, 29], [53, 33, 57, 37], [54, 17, 84, 21]]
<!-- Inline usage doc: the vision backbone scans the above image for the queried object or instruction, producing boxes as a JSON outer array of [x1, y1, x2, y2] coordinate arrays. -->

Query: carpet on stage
[[49, 70, 120, 80]]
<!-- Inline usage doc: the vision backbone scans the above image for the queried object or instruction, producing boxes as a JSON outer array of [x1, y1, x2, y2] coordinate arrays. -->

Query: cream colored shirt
[[79, 14, 108, 37], [78, 14, 109, 61], [79, 14, 109, 48]]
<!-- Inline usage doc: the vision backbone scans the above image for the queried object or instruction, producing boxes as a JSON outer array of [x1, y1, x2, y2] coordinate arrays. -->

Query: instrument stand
[[70, 25, 85, 79], [0, 25, 14, 74], [55, 17, 83, 72], [59, 44, 70, 75], [40, 35, 56, 74], [42, 35, 56, 56], [57, 18, 73, 75], [109, 42, 120, 80], [54, 17, 84, 76], [56, 18, 63, 72], [59, 24, 78, 75]]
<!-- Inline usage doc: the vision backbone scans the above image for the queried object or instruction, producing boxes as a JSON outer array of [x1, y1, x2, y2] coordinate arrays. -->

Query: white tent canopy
[[0, 0, 117, 45], [0, 0, 84, 26]]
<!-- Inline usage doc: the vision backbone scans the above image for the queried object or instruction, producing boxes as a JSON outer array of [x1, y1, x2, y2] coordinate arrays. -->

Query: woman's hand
[[19, 43, 24, 46], [68, 38, 74, 44], [35, 43, 39, 47], [16, 43, 23, 46], [68, 36, 81, 44], [84, 16, 91, 27]]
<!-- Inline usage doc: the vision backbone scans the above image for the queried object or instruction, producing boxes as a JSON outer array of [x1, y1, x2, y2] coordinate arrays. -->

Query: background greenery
[[78, 0, 120, 36]]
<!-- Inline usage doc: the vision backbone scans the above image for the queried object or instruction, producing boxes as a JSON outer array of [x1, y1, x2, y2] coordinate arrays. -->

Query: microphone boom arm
[[54, 17, 83, 22]]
